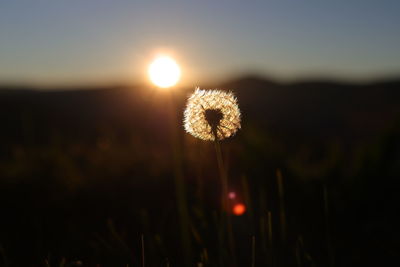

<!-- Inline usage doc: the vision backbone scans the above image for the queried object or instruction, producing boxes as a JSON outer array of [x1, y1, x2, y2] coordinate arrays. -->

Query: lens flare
[[148, 56, 181, 88], [233, 203, 246, 216]]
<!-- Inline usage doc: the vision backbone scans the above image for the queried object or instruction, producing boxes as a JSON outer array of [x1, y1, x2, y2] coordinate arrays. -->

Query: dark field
[[0, 76, 399, 266]]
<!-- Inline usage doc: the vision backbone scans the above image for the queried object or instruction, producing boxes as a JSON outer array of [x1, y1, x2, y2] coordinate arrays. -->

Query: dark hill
[[0, 77, 399, 266], [1, 77, 399, 147]]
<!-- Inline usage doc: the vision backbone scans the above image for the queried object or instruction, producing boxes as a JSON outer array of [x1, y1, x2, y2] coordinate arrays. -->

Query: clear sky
[[1, 0, 399, 86]]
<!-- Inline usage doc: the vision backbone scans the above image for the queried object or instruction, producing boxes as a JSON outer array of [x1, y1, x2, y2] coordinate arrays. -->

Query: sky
[[1, 0, 400, 86]]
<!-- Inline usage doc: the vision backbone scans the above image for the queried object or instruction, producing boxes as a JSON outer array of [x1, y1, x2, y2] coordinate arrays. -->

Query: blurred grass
[[0, 83, 399, 266]]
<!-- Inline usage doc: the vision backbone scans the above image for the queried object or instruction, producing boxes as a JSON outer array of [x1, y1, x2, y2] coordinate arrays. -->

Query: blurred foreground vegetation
[[0, 77, 399, 266]]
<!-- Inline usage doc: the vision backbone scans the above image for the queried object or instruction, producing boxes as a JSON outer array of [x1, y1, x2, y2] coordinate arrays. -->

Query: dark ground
[[0, 76, 399, 266]]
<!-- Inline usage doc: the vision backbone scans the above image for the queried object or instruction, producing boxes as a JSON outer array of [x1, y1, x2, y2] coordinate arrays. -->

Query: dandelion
[[183, 87, 241, 263], [184, 88, 241, 141]]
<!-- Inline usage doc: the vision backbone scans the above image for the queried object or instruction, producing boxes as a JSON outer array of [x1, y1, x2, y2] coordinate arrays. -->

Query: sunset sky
[[1, 0, 399, 86]]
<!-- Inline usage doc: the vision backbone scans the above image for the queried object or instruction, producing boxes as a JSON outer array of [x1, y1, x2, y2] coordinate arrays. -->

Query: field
[[0, 76, 399, 266]]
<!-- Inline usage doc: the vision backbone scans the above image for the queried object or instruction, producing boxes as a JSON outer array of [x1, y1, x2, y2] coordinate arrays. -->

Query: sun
[[148, 56, 181, 88]]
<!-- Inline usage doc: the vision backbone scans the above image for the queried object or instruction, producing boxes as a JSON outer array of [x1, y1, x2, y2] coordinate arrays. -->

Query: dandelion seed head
[[184, 88, 241, 141]]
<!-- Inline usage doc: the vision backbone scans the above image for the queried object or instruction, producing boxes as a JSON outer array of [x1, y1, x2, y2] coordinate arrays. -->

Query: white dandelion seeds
[[183, 88, 241, 141]]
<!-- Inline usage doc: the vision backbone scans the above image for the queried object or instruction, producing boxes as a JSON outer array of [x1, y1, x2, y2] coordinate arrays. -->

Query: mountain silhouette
[[0, 76, 399, 147]]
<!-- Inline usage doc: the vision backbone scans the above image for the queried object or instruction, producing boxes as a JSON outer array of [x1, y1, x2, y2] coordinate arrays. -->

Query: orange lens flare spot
[[233, 203, 246, 216]]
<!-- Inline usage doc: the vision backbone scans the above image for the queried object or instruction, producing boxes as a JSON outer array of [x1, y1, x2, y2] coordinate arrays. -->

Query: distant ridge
[[1, 74, 400, 92], [219, 74, 279, 89], [0, 76, 398, 146]]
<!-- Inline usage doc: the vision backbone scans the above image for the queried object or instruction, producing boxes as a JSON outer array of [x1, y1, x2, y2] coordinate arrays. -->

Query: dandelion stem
[[213, 137, 236, 266], [213, 139, 227, 215]]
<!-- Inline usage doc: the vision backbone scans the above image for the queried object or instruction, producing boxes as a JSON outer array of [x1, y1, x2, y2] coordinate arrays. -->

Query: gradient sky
[[1, 0, 400, 86]]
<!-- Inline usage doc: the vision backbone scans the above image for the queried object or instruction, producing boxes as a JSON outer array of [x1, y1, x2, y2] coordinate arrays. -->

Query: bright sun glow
[[148, 56, 181, 88]]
